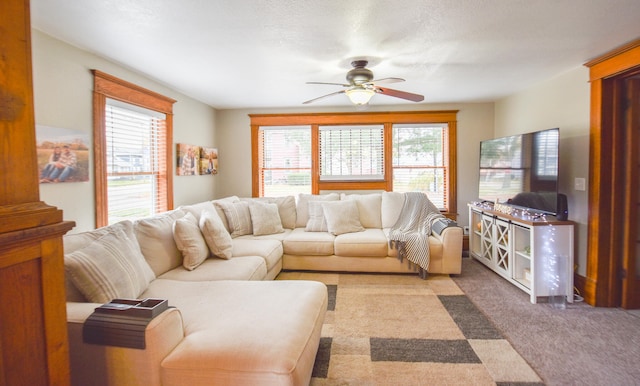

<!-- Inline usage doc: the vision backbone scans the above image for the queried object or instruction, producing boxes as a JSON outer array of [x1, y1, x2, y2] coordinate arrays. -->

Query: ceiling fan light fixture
[[345, 88, 375, 105]]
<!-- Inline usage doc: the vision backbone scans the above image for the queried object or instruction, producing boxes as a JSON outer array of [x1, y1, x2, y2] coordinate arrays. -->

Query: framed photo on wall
[[200, 147, 218, 175], [176, 143, 200, 176], [36, 125, 90, 183]]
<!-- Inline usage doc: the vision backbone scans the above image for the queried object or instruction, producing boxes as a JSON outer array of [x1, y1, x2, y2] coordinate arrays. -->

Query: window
[[392, 124, 448, 208], [320, 125, 384, 181], [533, 129, 559, 178], [93, 70, 176, 227], [104, 100, 167, 224], [251, 111, 458, 215], [257, 126, 312, 196]]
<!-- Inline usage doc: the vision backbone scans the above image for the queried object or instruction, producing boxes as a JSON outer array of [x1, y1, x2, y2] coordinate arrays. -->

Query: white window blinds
[[319, 125, 384, 181], [259, 126, 312, 196], [105, 99, 168, 224]]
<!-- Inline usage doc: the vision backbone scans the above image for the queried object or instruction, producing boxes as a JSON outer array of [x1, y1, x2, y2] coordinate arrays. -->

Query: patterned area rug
[[277, 272, 543, 385]]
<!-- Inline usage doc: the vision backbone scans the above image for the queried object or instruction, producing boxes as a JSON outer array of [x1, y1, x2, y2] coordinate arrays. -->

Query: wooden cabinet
[[469, 204, 574, 304], [0, 1, 75, 384]]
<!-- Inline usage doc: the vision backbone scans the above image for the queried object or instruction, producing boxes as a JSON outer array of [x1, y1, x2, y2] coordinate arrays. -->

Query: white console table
[[468, 203, 574, 304]]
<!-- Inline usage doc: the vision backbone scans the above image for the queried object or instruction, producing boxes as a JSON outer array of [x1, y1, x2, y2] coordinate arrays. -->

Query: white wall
[[215, 103, 495, 228], [494, 66, 590, 276], [32, 30, 219, 232]]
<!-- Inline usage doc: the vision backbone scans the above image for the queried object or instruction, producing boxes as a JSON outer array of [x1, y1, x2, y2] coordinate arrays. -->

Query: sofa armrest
[[67, 302, 185, 386], [431, 226, 463, 274]]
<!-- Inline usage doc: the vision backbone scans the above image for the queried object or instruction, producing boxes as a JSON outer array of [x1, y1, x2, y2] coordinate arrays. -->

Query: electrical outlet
[[463, 225, 470, 235], [574, 177, 586, 191]]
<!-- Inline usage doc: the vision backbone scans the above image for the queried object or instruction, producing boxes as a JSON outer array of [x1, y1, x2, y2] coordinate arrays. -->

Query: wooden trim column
[[584, 39, 640, 306], [0, 0, 75, 384]]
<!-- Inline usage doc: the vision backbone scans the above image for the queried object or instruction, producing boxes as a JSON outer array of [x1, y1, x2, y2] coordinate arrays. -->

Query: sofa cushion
[[173, 212, 210, 271], [305, 201, 328, 232], [216, 200, 253, 237], [322, 200, 365, 235], [242, 196, 297, 229], [236, 228, 292, 242], [199, 210, 233, 259], [134, 209, 186, 276], [158, 255, 267, 281], [341, 193, 382, 228], [65, 228, 155, 303], [232, 238, 283, 272], [283, 228, 335, 256], [334, 228, 389, 257], [381, 191, 405, 228], [295, 193, 339, 227], [140, 280, 327, 386], [248, 201, 285, 236]]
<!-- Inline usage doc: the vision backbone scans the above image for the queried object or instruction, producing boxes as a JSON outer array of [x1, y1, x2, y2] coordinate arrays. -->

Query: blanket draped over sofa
[[389, 192, 445, 278]]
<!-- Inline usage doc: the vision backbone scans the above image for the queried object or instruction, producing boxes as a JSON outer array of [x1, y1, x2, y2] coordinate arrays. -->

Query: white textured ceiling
[[31, 0, 640, 109]]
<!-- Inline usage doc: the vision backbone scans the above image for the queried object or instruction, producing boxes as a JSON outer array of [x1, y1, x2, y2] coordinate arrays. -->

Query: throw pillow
[[242, 196, 297, 229], [295, 193, 340, 227], [249, 201, 285, 236], [342, 193, 382, 228], [305, 201, 328, 232], [322, 200, 365, 235], [173, 212, 210, 270], [217, 201, 253, 237], [212, 195, 239, 232], [134, 209, 186, 276], [65, 228, 155, 303], [199, 210, 233, 259]]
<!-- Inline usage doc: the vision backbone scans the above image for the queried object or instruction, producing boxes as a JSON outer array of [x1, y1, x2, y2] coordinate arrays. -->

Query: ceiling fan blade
[[302, 90, 346, 104], [370, 77, 405, 84], [306, 81, 350, 87], [376, 87, 424, 102]]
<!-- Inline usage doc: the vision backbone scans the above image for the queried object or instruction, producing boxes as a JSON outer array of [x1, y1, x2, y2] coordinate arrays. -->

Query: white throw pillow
[[134, 209, 186, 276], [211, 196, 240, 232], [321, 200, 365, 235], [216, 201, 253, 237], [173, 212, 210, 270], [65, 228, 155, 303], [296, 193, 340, 227], [199, 210, 233, 259], [305, 201, 328, 232], [249, 201, 285, 236], [342, 193, 382, 228], [242, 196, 297, 229]]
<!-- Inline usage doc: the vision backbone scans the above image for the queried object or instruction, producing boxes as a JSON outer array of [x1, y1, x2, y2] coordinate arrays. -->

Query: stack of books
[[83, 298, 169, 349]]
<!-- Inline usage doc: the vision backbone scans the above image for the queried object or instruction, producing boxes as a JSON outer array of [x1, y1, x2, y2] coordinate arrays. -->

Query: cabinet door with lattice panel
[[480, 215, 494, 264], [493, 218, 511, 277]]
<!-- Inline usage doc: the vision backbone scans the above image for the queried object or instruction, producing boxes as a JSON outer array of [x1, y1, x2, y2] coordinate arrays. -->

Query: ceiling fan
[[303, 60, 424, 105]]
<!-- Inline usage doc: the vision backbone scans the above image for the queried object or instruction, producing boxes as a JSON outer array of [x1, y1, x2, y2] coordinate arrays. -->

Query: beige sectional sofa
[[273, 192, 463, 275], [63, 192, 462, 386]]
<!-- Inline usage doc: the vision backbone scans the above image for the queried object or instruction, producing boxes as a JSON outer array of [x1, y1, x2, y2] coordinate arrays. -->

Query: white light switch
[[574, 177, 586, 191]]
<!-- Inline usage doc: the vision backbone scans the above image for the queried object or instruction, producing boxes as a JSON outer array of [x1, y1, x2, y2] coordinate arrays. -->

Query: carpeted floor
[[453, 257, 640, 386], [277, 271, 543, 385]]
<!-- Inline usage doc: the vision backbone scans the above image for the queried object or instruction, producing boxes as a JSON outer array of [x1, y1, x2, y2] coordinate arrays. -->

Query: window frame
[[92, 70, 176, 228], [250, 110, 458, 216]]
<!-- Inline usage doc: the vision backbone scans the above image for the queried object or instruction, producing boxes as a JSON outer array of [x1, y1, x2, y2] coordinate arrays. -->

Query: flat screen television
[[478, 128, 560, 215]]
